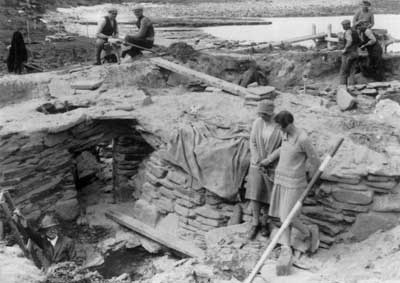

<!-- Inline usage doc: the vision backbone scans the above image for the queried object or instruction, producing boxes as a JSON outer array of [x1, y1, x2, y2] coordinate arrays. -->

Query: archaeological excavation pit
[[1, 39, 400, 283]]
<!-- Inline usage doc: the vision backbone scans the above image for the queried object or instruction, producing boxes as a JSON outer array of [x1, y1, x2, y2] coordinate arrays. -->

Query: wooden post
[[327, 24, 333, 49], [0, 220, 4, 241], [0, 191, 30, 258], [26, 19, 31, 45], [311, 24, 316, 36]]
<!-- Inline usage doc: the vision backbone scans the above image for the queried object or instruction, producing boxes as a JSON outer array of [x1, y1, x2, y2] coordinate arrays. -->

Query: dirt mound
[[166, 42, 199, 63]]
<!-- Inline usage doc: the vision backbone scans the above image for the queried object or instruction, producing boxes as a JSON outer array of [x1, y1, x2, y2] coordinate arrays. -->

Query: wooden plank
[[106, 208, 205, 258], [150, 57, 261, 97], [0, 192, 30, 258], [235, 32, 327, 52], [325, 36, 339, 43]]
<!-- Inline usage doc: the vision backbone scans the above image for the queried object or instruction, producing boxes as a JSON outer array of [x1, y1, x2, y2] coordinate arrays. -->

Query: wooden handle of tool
[[243, 137, 344, 283]]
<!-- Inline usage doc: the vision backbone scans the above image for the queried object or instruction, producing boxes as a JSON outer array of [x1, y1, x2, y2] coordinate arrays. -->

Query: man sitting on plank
[[123, 5, 155, 59], [94, 7, 119, 65]]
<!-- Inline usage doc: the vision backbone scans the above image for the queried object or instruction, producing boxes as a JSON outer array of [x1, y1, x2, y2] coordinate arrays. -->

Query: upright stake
[[311, 23, 316, 36], [327, 24, 332, 49], [243, 138, 345, 283], [26, 19, 31, 45]]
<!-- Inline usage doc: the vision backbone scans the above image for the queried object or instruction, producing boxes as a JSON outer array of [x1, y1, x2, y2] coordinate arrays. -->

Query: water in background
[[53, 4, 400, 52], [203, 14, 400, 52]]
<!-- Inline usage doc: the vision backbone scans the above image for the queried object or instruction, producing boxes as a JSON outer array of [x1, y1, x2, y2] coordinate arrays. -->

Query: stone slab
[[332, 188, 373, 205], [158, 186, 177, 200], [350, 212, 400, 241], [337, 86, 356, 110], [70, 79, 104, 90], [166, 170, 187, 185], [196, 215, 224, 227], [146, 162, 167, 179], [321, 173, 360, 185], [336, 182, 369, 191], [175, 198, 196, 208], [361, 88, 378, 96], [301, 206, 344, 223], [372, 194, 400, 212], [248, 86, 276, 96], [174, 203, 196, 218], [133, 199, 161, 227], [364, 180, 397, 190], [54, 198, 80, 221], [195, 205, 224, 220]]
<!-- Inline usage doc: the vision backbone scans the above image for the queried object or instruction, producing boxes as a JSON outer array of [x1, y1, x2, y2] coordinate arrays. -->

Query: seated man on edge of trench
[[122, 5, 155, 59], [94, 7, 119, 65], [13, 209, 78, 271], [339, 19, 360, 86]]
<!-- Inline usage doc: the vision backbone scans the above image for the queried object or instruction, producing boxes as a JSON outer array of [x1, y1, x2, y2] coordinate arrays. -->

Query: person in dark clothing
[[7, 31, 28, 74], [123, 5, 154, 58], [13, 211, 77, 271], [357, 20, 384, 81], [339, 19, 360, 85], [95, 7, 119, 65]]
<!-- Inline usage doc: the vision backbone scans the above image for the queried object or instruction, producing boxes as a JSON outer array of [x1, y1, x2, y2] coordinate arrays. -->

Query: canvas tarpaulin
[[165, 121, 250, 200]]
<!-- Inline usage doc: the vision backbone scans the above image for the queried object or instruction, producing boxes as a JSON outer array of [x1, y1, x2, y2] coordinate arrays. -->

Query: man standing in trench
[[13, 210, 78, 271], [123, 5, 155, 59], [94, 7, 119, 65], [339, 19, 360, 86], [357, 20, 384, 81]]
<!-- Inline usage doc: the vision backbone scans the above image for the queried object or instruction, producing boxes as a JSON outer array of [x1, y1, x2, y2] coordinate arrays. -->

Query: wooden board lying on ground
[[106, 208, 205, 258], [235, 32, 327, 52], [150, 57, 258, 97]]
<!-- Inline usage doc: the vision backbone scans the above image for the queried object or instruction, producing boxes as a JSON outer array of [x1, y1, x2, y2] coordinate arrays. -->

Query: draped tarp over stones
[[165, 121, 250, 199]]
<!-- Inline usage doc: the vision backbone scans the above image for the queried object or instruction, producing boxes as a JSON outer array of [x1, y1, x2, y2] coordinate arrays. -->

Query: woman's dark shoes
[[260, 225, 270, 237], [247, 224, 259, 240], [308, 224, 320, 254]]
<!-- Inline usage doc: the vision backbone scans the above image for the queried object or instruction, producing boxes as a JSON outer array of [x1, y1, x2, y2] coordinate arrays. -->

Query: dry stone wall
[[133, 149, 400, 250], [0, 119, 142, 222], [113, 133, 154, 202], [303, 172, 400, 245]]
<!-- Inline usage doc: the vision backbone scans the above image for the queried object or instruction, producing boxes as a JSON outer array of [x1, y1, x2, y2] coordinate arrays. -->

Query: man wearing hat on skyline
[[353, 0, 374, 29], [339, 19, 360, 85], [94, 7, 119, 65], [13, 210, 78, 270], [123, 5, 155, 58]]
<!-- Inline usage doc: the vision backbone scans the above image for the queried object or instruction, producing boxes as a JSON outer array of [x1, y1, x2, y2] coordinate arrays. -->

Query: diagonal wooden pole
[[243, 137, 344, 283]]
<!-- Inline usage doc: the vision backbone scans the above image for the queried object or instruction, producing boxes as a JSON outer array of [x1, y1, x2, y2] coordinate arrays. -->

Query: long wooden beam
[[0, 191, 30, 258], [106, 208, 205, 258], [150, 57, 257, 97], [235, 32, 327, 52]]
